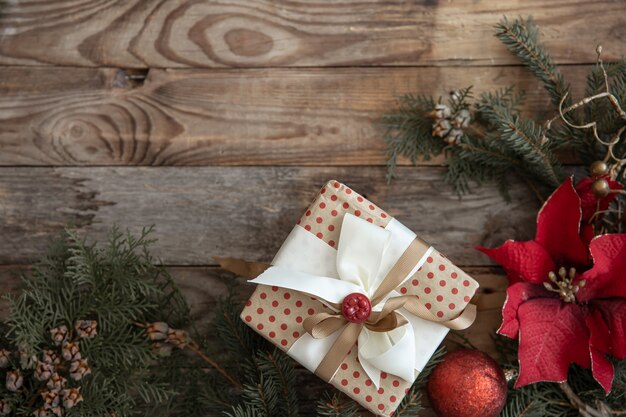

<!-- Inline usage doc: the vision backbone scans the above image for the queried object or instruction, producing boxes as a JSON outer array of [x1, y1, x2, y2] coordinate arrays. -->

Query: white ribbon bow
[[251, 214, 442, 387]]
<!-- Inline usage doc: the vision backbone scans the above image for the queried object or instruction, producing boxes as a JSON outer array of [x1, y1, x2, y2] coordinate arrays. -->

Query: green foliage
[[316, 392, 359, 417], [384, 16, 626, 202], [449, 86, 563, 199], [383, 93, 440, 181], [495, 17, 570, 108], [0, 227, 212, 417]]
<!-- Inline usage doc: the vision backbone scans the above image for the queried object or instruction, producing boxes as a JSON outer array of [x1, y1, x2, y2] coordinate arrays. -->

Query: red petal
[[579, 234, 626, 300], [594, 299, 626, 359], [535, 178, 589, 266], [477, 241, 555, 285], [585, 308, 614, 393], [498, 282, 551, 339], [515, 299, 590, 388], [576, 176, 622, 223]]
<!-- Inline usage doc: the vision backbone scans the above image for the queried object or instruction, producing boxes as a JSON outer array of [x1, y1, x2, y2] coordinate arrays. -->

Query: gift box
[[240, 180, 479, 416]]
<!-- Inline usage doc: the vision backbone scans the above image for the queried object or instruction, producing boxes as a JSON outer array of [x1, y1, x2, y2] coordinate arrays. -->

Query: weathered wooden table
[[0, 1, 624, 415]]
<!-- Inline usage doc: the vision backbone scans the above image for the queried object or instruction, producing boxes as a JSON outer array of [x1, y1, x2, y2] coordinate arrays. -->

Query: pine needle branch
[[315, 392, 359, 417], [495, 16, 570, 108]]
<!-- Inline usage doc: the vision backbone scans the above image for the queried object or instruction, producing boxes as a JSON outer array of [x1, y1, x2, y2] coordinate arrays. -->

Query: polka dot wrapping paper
[[240, 180, 479, 416]]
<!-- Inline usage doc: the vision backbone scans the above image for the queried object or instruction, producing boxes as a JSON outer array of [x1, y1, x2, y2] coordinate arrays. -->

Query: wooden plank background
[[0, 1, 624, 415]]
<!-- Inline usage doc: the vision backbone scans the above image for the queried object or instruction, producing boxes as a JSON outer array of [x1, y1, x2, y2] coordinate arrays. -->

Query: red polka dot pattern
[[396, 249, 479, 320], [328, 348, 411, 417], [239, 180, 479, 417], [296, 180, 391, 248]]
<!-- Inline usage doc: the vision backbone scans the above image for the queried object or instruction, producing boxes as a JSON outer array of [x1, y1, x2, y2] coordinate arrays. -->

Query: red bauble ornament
[[427, 349, 507, 417], [341, 293, 371, 323]]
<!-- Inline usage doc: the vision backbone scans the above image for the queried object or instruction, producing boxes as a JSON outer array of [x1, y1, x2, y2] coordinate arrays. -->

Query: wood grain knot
[[35, 96, 183, 165], [224, 29, 273, 57], [188, 14, 303, 66]]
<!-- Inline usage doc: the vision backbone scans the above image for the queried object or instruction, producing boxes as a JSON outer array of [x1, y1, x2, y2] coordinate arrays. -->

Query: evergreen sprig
[[384, 16, 626, 202], [383, 94, 439, 181], [0, 227, 213, 417], [495, 17, 570, 108], [315, 392, 359, 417]]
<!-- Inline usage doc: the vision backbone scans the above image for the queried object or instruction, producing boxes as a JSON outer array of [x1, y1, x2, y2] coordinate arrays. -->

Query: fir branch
[[256, 350, 298, 417], [223, 404, 265, 417], [495, 17, 570, 108], [315, 392, 359, 417], [240, 377, 280, 417]]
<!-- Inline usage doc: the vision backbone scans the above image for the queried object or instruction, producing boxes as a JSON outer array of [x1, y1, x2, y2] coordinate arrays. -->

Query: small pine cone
[[0, 350, 10, 368], [0, 400, 11, 416], [74, 320, 97, 339], [429, 104, 452, 120], [69, 358, 91, 381], [42, 350, 61, 366], [166, 329, 189, 349], [62, 387, 83, 410], [445, 128, 464, 145], [50, 326, 69, 346], [146, 322, 169, 341], [32, 408, 48, 417], [61, 341, 81, 362], [46, 373, 67, 391], [5, 370, 23, 392], [41, 390, 61, 411], [35, 361, 54, 382], [432, 119, 452, 139], [49, 407, 62, 417], [453, 109, 471, 129]]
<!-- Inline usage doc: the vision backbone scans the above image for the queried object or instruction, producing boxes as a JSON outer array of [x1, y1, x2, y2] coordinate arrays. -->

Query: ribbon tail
[[214, 257, 270, 279], [443, 303, 477, 330], [394, 296, 478, 330], [315, 322, 362, 382]]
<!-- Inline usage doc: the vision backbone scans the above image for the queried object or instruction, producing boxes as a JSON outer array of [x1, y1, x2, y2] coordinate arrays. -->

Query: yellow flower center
[[543, 267, 586, 303]]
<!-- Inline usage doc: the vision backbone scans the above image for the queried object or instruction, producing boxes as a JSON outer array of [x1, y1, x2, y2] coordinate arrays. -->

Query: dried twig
[[559, 382, 610, 417]]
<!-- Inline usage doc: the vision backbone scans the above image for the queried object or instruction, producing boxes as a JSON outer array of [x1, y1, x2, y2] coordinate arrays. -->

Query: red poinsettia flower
[[478, 178, 626, 393]]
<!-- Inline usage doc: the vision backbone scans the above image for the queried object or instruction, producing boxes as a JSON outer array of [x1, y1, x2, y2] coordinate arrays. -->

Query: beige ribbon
[[216, 239, 477, 382]]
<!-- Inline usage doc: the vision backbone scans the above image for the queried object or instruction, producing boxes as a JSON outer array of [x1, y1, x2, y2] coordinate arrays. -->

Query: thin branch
[[559, 382, 610, 417], [187, 341, 242, 390]]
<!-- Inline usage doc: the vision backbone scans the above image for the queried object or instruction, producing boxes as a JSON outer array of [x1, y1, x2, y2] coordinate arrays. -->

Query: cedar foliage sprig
[[0, 227, 272, 417], [0, 227, 208, 417]]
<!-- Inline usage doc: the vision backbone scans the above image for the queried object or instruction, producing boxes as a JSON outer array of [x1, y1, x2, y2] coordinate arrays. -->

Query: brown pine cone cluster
[[429, 103, 471, 145], [145, 322, 190, 355], [0, 319, 97, 417]]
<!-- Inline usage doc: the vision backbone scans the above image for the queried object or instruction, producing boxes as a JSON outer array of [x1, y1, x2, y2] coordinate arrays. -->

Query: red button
[[342, 293, 372, 323]]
